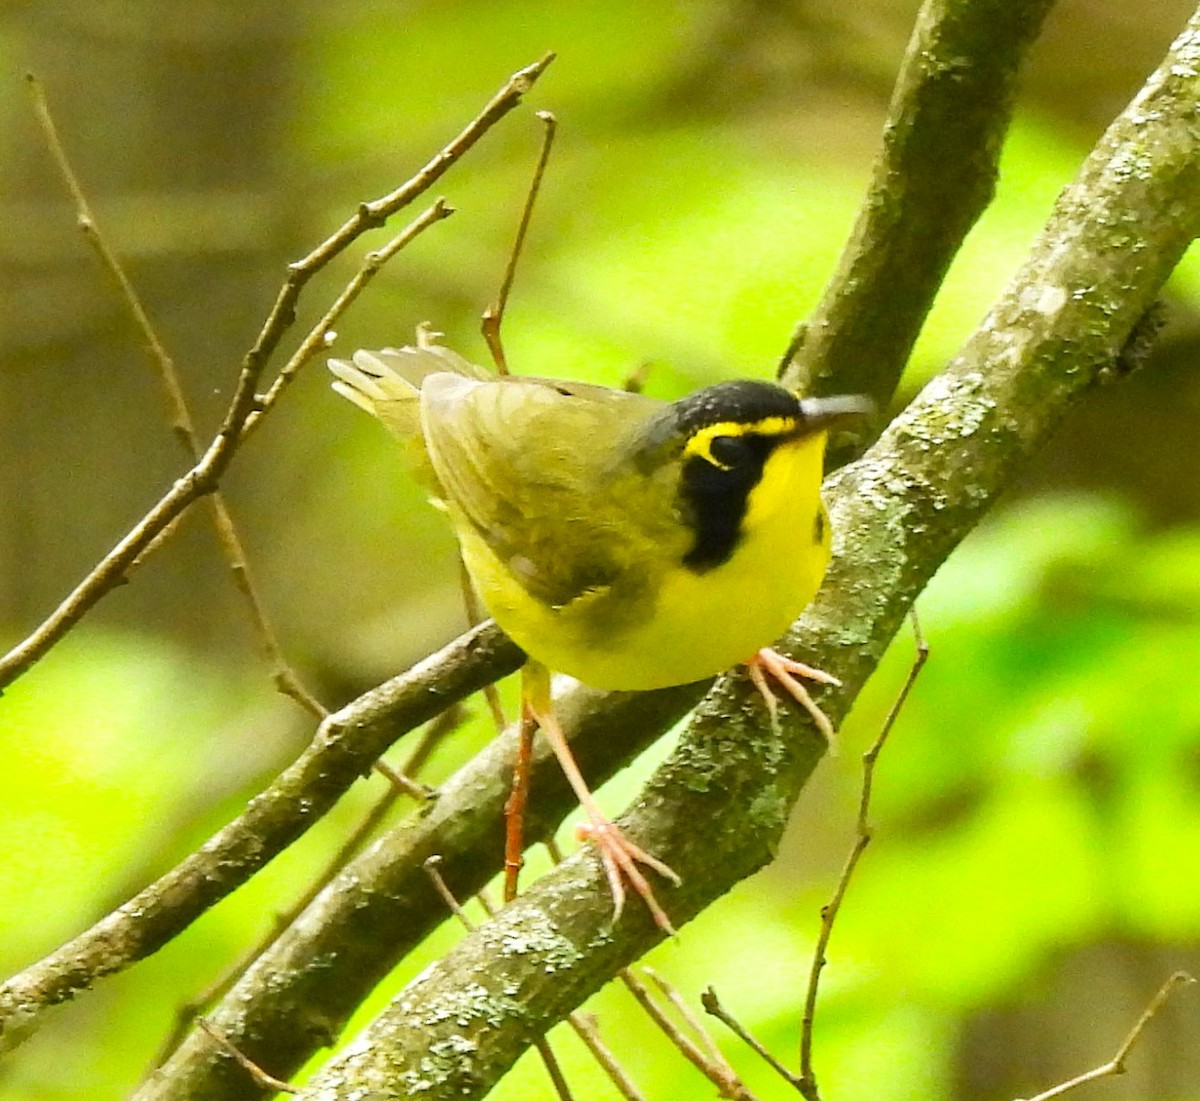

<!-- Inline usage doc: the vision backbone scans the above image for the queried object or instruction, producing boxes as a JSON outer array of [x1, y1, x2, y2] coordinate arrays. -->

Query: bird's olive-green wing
[[420, 374, 690, 609]]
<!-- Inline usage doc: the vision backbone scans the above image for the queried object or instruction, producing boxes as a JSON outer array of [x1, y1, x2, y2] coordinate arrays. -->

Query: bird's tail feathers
[[328, 325, 489, 438]]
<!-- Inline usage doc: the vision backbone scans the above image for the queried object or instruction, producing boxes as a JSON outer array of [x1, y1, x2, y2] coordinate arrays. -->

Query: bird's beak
[[797, 394, 876, 433]]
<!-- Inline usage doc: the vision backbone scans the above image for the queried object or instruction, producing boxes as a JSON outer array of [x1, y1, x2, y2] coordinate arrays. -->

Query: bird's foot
[[575, 817, 680, 934], [745, 647, 841, 751]]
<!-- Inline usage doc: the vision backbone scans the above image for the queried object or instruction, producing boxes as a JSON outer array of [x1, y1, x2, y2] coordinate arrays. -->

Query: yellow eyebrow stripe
[[683, 416, 800, 469]]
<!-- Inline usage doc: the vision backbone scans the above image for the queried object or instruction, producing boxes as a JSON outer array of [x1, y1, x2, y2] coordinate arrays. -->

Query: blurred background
[[1, 1, 1198, 1098]]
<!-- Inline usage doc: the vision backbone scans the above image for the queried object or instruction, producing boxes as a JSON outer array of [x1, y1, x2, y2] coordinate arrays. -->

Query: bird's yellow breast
[[455, 432, 830, 690]]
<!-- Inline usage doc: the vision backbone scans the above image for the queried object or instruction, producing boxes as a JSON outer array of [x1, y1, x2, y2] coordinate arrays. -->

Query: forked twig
[[797, 611, 928, 1099], [1016, 971, 1196, 1101], [619, 969, 759, 1101], [243, 199, 454, 434], [1, 55, 552, 692]]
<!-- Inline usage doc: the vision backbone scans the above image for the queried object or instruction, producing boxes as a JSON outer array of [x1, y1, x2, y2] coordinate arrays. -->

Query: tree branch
[[134, 679, 707, 1100], [0, 54, 552, 693], [292, 11, 1200, 1097], [783, 0, 1055, 435], [0, 623, 523, 1052]]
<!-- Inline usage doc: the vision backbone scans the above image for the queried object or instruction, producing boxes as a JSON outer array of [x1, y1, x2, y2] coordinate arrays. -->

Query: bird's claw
[[746, 646, 840, 751], [575, 818, 680, 934]]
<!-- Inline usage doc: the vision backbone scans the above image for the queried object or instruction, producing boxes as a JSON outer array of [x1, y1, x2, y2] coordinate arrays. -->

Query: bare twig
[[620, 970, 759, 1101], [197, 1019, 300, 1095], [0, 55, 552, 692], [423, 856, 481, 931], [481, 110, 558, 374], [798, 612, 928, 1099], [280, 55, 554, 287], [244, 199, 455, 433], [26, 73, 326, 719], [702, 987, 804, 1090], [1016, 972, 1196, 1101], [643, 968, 730, 1071], [371, 757, 437, 802], [569, 1014, 648, 1101]]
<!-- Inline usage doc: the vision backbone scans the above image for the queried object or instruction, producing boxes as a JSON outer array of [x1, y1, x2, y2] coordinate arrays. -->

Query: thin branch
[[568, 1014, 648, 1101], [0, 621, 523, 1052], [26, 73, 326, 719], [0, 54, 552, 692], [244, 199, 455, 433], [371, 757, 436, 802], [481, 109, 558, 374], [702, 612, 926, 1101], [423, 855, 481, 930], [702, 987, 803, 1091], [620, 970, 759, 1101], [798, 612, 928, 1098], [1016, 972, 1196, 1101], [643, 968, 732, 1073], [197, 1020, 300, 1095], [281, 54, 554, 283]]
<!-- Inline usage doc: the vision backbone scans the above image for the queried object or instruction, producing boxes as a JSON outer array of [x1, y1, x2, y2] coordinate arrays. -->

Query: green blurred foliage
[[2, 1, 1199, 1099]]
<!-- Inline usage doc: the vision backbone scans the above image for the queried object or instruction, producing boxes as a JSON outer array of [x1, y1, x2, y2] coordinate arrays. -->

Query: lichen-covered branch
[[0, 623, 523, 1052], [785, 0, 1056, 426], [135, 681, 707, 1101], [296, 11, 1200, 1098]]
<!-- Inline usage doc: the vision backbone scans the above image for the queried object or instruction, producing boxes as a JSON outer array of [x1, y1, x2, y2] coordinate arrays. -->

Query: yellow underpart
[[455, 430, 831, 691], [683, 415, 800, 469]]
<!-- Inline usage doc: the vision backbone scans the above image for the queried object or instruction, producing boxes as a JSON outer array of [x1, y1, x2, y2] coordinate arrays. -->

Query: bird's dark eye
[[709, 435, 751, 468]]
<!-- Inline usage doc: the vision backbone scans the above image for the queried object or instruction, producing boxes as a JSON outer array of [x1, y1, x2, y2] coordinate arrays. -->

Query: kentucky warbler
[[329, 328, 868, 930]]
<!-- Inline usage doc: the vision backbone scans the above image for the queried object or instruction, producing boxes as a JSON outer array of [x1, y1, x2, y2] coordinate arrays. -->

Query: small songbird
[[330, 328, 868, 930]]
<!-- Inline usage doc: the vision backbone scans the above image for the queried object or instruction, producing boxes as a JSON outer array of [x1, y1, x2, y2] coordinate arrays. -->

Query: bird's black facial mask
[[680, 430, 783, 569], [672, 380, 805, 572]]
